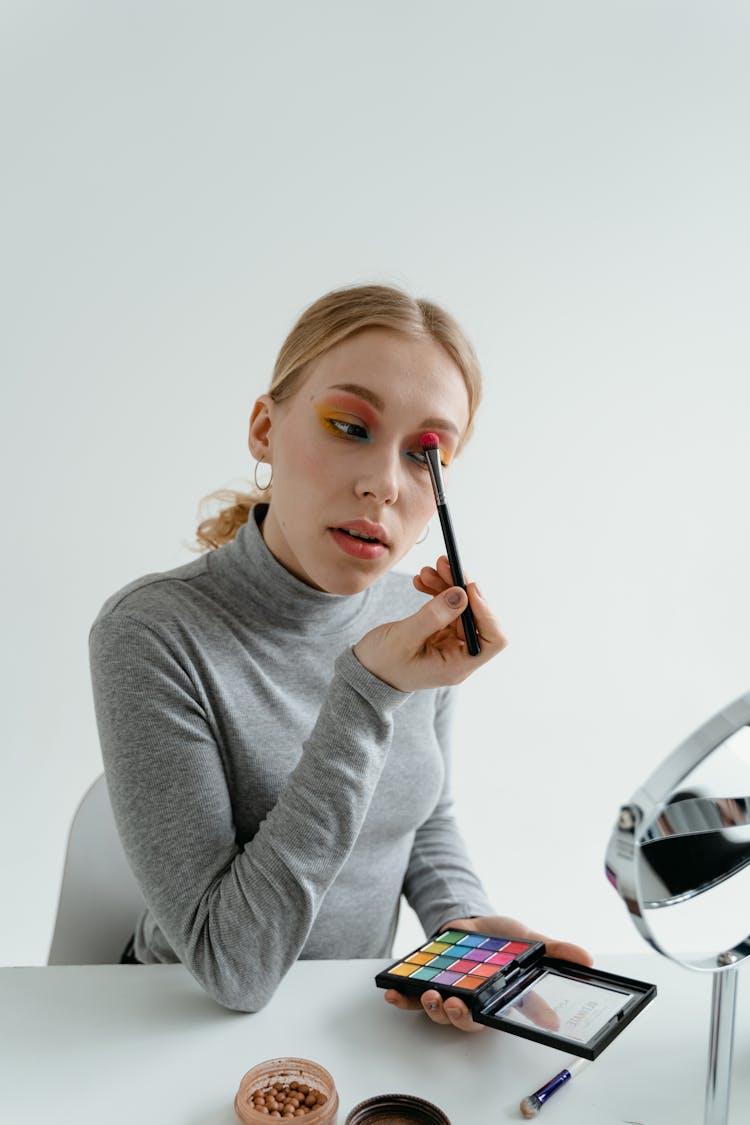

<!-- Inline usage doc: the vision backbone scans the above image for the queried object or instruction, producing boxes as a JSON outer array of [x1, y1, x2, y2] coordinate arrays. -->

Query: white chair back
[[48, 775, 146, 964]]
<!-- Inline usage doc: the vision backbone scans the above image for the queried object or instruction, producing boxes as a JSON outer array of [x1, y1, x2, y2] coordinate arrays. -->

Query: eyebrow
[[327, 382, 462, 439]]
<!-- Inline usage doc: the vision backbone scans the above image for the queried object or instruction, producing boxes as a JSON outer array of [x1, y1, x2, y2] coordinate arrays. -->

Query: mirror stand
[[705, 960, 739, 1125]]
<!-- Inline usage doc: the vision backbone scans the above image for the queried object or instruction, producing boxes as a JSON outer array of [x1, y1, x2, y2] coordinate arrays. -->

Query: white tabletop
[[0, 953, 748, 1124]]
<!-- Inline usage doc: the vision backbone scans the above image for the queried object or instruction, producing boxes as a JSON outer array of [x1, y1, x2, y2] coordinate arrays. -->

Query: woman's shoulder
[[91, 555, 210, 632]]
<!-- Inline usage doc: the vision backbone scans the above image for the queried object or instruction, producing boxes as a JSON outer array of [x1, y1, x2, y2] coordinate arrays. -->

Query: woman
[[90, 284, 590, 1027]]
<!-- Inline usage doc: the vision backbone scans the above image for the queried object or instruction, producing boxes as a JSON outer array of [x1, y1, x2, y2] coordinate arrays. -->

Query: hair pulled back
[[195, 284, 483, 550]]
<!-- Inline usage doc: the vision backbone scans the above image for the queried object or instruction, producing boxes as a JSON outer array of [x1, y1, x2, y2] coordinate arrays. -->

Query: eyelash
[[325, 418, 369, 441], [323, 417, 446, 469]]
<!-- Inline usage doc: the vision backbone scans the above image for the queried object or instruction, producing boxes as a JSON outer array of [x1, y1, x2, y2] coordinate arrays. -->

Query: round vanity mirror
[[605, 692, 750, 971], [605, 690, 750, 1125]]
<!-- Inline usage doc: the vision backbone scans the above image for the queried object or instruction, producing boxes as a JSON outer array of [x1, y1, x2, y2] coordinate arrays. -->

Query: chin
[[325, 570, 383, 597], [315, 559, 391, 597]]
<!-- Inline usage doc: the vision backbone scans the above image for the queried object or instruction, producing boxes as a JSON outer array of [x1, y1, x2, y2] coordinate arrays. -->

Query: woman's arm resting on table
[[90, 612, 409, 1013]]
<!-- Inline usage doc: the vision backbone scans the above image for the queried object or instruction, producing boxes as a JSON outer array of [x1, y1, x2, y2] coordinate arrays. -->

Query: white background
[[2, 0, 749, 968]]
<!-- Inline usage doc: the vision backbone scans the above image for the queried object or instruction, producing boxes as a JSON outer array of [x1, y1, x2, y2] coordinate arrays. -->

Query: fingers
[[421, 991, 486, 1032], [413, 563, 509, 654], [541, 938, 593, 968], [384, 989, 486, 1033], [447, 916, 592, 970], [400, 586, 469, 653], [383, 988, 423, 1011], [357, 565, 506, 692], [466, 582, 508, 650], [413, 558, 452, 597], [514, 919, 592, 968]]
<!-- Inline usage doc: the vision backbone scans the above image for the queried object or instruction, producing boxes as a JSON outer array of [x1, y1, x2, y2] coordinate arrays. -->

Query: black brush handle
[[436, 504, 481, 656]]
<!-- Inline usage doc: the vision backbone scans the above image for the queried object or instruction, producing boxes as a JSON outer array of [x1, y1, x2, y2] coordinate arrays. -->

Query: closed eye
[[404, 449, 447, 469]]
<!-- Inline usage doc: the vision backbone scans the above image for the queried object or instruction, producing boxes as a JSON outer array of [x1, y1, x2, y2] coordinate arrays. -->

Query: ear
[[248, 395, 274, 462]]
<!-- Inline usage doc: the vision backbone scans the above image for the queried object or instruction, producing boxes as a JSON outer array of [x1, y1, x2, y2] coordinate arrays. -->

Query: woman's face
[[249, 327, 471, 595]]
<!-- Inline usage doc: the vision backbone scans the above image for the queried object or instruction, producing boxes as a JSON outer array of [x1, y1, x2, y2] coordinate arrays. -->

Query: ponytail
[[195, 487, 263, 551]]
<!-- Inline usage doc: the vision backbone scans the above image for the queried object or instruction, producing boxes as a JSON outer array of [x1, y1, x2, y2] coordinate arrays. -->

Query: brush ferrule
[[425, 447, 446, 505]]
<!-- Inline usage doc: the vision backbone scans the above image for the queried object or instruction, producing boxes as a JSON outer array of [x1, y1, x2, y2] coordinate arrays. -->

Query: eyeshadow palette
[[375, 930, 656, 1059]]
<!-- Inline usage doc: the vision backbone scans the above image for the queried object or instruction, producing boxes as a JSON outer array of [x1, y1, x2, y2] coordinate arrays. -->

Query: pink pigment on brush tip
[[420, 432, 440, 450]]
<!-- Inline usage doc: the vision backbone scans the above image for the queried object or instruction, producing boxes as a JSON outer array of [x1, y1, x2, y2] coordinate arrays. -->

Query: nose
[[354, 445, 400, 505]]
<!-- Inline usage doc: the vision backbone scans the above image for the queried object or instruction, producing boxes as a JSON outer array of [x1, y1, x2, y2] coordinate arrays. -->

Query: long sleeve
[[402, 686, 494, 936], [90, 611, 409, 1012]]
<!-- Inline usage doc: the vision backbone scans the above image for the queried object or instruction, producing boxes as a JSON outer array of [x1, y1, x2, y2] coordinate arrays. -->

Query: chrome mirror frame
[[605, 691, 750, 973], [605, 690, 750, 1125]]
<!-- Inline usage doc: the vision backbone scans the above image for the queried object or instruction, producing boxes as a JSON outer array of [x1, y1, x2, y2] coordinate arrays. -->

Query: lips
[[329, 519, 390, 561], [333, 520, 390, 547]]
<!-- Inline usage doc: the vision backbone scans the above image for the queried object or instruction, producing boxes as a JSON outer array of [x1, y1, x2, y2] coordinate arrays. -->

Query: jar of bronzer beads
[[235, 1057, 339, 1124]]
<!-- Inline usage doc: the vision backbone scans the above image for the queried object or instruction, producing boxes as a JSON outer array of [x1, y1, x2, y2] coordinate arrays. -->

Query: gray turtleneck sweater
[[89, 507, 492, 1011]]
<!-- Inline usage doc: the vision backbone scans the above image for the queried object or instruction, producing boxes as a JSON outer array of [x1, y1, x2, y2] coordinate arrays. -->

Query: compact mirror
[[605, 691, 750, 1125]]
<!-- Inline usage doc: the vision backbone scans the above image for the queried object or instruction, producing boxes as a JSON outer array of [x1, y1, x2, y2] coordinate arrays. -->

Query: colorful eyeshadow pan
[[456, 975, 485, 990], [455, 934, 484, 948], [471, 963, 498, 978], [422, 941, 451, 954], [389, 962, 417, 976], [433, 971, 462, 985], [463, 948, 493, 962], [406, 952, 434, 966], [411, 967, 439, 980], [479, 938, 509, 952], [426, 956, 455, 970], [448, 958, 477, 973], [436, 931, 467, 943], [486, 951, 516, 966]]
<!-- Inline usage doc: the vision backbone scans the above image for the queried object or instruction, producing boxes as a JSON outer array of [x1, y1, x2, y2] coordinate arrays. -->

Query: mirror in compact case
[[375, 930, 655, 1060], [605, 690, 750, 1125]]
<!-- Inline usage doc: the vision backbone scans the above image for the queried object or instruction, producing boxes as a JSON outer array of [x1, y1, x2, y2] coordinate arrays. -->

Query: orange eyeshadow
[[406, 952, 434, 966], [456, 975, 485, 990], [389, 962, 417, 977], [471, 963, 498, 978]]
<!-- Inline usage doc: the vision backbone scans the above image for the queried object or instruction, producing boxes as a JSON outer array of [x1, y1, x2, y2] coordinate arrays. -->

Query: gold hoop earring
[[416, 525, 430, 545], [253, 460, 273, 491]]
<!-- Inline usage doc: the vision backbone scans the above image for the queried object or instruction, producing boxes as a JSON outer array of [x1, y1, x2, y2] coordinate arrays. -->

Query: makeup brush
[[519, 1058, 591, 1118], [420, 432, 480, 656]]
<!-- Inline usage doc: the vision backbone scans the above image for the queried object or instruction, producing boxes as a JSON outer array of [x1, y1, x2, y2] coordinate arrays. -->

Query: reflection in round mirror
[[637, 727, 750, 967], [605, 694, 750, 973]]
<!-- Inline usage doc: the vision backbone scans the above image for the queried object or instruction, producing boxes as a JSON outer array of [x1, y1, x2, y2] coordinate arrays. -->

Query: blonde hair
[[195, 284, 483, 550]]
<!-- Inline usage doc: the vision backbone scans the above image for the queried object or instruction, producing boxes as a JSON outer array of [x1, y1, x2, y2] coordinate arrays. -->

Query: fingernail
[[445, 590, 462, 607], [445, 1005, 461, 1020], [426, 1000, 439, 1011], [473, 584, 483, 599]]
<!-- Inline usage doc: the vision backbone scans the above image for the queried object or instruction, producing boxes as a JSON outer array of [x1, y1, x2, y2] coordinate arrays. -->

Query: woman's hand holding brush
[[353, 555, 506, 692]]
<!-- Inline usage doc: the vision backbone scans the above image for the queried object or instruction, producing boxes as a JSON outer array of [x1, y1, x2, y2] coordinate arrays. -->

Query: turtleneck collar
[[207, 504, 374, 634]]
